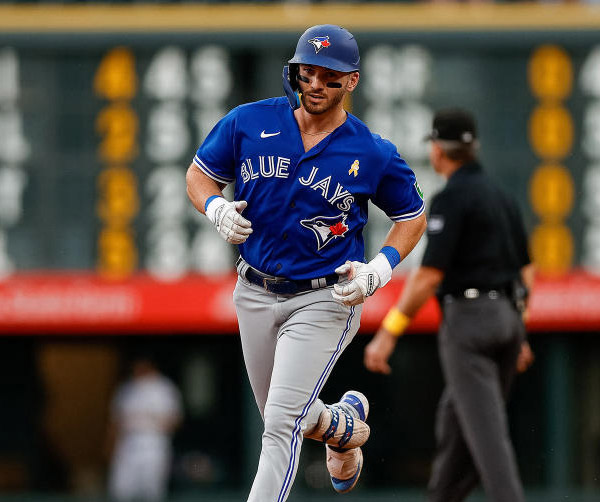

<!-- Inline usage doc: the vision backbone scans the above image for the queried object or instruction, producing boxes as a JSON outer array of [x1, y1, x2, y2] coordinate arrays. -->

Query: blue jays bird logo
[[308, 36, 331, 54], [300, 213, 349, 251]]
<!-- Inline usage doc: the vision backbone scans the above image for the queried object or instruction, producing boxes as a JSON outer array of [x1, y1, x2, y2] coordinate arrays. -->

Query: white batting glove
[[331, 254, 393, 306], [205, 197, 253, 244]]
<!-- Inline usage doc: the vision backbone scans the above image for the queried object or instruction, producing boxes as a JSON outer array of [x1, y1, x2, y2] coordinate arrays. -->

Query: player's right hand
[[332, 261, 381, 306], [206, 197, 253, 244], [364, 328, 397, 375]]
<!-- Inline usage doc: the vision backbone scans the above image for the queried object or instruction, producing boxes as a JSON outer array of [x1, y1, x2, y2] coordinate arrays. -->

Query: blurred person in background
[[364, 108, 534, 502], [106, 355, 183, 502]]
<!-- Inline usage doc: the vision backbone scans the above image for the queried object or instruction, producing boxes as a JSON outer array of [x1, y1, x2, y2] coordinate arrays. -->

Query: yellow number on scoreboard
[[96, 166, 139, 227], [530, 223, 573, 276], [528, 45, 573, 101], [529, 104, 573, 160], [93, 47, 137, 101], [95, 103, 139, 164], [97, 228, 138, 279], [529, 164, 574, 222]]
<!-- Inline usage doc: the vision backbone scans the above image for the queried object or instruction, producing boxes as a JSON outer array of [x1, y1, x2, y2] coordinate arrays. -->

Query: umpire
[[364, 108, 534, 502]]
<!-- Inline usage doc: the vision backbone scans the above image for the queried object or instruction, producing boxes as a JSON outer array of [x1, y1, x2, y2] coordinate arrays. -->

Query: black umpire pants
[[427, 294, 526, 502]]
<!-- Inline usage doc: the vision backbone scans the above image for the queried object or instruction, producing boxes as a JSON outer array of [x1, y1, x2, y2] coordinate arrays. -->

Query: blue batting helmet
[[283, 24, 360, 109], [289, 24, 360, 73]]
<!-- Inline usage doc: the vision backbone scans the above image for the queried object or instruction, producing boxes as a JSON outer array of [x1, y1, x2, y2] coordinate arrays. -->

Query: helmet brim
[[288, 54, 359, 73]]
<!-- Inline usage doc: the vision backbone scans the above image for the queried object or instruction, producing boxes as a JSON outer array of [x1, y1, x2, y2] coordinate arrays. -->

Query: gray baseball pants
[[428, 294, 526, 502], [232, 274, 362, 502]]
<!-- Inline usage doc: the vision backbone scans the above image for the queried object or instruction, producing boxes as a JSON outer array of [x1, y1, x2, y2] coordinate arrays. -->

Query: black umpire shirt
[[421, 162, 530, 298]]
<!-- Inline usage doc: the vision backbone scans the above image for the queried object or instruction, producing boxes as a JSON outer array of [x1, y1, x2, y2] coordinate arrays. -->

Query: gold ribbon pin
[[349, 160, 359, 177]]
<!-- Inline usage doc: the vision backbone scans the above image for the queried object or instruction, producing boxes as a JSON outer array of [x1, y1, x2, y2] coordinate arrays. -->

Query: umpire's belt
[[446, 287, 509, 301], [237, 258, 339, 295]]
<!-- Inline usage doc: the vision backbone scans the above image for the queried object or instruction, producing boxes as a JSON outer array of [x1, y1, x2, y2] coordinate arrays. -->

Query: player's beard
[[301, 87, 346, 115]]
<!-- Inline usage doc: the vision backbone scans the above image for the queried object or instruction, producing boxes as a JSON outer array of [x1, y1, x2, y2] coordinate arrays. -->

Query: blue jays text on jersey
[[193, 97, 424, 280]]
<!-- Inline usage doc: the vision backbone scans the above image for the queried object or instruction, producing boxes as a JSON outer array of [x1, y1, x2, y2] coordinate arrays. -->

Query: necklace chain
[[299, 129, 334, 136], [299, 114, 346, 136]]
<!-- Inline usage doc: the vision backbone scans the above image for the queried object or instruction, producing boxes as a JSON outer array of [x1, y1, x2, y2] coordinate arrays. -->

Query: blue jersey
[[193, 97, 424, 280]]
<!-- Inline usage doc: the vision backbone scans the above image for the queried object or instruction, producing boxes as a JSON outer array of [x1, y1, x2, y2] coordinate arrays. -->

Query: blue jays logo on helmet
[[308, 36, 331, 54], [300, 213, 349, 251]]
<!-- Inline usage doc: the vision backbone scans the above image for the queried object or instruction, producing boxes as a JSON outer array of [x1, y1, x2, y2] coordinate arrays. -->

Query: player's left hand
[[332, 261, 380, 306]]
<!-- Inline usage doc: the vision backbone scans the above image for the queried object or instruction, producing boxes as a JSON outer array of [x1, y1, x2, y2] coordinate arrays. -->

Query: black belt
[[242, 264, 339, 295]]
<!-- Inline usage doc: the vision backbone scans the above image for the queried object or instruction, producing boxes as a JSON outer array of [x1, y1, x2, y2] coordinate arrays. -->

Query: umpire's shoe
[[326, 391, 369, 494], [304, 390, 370, 450]]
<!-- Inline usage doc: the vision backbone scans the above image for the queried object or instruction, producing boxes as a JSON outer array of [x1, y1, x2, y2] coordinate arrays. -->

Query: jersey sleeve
[[192, 108, 238, 184], [371, 148, 425, 222], [421, 190, 463, 271]]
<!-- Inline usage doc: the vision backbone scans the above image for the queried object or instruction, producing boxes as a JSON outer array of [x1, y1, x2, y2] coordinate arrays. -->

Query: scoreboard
[[1, 3, 600, 333]]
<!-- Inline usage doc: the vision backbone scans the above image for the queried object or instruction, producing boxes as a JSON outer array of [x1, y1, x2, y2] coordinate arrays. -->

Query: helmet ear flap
[[288, 63, 300, 91], [282, 64, 301, 110]]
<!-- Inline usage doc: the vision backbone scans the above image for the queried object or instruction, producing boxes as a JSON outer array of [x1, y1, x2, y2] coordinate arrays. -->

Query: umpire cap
[[425, 108, 478, 144]]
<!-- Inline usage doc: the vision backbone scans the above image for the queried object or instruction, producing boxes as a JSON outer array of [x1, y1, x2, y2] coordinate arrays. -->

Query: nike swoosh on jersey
[[261, 130, 281, 138]]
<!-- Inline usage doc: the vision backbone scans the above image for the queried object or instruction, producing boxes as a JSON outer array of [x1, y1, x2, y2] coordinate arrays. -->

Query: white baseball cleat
[[327, 444, 364, 494], [332, 390, 369, 422], [304, 391, 370, 449], [326, 390, 370, 494]]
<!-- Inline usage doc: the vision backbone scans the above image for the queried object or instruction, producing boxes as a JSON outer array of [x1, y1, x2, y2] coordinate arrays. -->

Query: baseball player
[[107, 356, 183, 502], [186, 25, 426, 501], [364, 109, 534, 502]]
